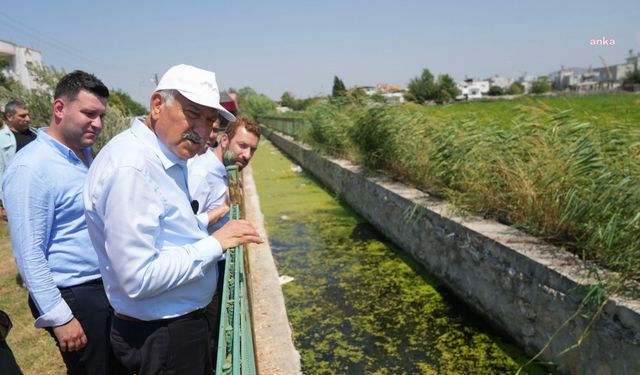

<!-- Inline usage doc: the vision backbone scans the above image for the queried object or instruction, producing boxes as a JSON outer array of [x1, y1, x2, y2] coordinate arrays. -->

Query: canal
[[251, 139, 546, 374]]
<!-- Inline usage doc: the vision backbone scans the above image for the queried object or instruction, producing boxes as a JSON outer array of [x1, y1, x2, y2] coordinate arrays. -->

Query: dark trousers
[[28, 279, 128, 375], [0, 339, 22, 375], [204, 260, 226, 369], [110, 313, 210, 375]]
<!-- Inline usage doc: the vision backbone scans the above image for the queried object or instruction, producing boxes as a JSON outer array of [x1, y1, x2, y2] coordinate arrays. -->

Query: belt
[[59, 278, 103, 291], [114, 308, 205, 324]]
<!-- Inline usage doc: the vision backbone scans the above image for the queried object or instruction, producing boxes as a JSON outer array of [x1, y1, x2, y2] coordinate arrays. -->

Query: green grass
[[260, 93, 640, 284], [0, 222, 65, 375]]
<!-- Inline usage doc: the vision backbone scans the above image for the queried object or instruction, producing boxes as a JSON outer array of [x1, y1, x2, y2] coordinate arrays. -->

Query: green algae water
[[252, 139, 546, 374]]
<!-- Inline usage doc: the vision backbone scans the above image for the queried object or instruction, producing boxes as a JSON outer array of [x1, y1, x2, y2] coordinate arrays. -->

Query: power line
[[0, 10, 103, 66]]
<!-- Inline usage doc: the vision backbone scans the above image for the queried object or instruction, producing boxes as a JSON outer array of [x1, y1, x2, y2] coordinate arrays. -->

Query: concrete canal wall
[[262, 127, 640, 374]]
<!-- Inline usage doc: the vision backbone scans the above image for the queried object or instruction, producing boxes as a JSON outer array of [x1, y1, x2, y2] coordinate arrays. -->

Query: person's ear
[[220, 134, 230, 149], [150, 93, 163, 121], [52, 98, 65, 120]]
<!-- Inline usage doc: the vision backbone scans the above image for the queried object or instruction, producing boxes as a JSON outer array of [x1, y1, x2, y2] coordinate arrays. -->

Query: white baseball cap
[[156, 64, 236, 122]]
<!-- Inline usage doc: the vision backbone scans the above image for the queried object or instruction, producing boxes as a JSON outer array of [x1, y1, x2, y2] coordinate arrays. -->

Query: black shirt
[[13, 129, 37, 151]]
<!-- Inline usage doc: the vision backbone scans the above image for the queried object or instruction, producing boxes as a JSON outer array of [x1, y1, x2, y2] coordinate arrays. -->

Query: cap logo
[[201, 81, 216, 91]]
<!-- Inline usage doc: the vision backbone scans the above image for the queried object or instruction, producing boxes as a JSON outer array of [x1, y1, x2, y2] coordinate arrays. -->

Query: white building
[[590, 50, 639, 89], [487, 75, 512, 89], [456, 79, 490, 100], [353, 84, 407, 104], [0, 40, 43, 90]]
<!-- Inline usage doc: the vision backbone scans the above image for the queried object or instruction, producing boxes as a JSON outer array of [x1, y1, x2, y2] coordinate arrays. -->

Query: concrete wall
[[262, 127, 640, 374]]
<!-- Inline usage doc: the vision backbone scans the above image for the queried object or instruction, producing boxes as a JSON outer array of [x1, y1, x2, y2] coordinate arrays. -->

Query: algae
[[252, 140, 547, 374]]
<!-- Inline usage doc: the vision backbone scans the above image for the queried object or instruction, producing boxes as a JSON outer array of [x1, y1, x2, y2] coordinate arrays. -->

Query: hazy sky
[[1, 1, 638, 105]]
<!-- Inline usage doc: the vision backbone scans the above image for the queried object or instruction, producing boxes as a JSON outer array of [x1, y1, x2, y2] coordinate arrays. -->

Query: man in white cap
[[83, 64, 262, 374]]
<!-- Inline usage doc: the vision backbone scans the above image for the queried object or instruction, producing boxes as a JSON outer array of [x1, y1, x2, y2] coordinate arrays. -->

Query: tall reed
[[296, 94, 640, 281]]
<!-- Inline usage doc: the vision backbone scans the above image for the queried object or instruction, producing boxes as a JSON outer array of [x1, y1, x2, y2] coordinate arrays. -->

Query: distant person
[[0, 101, 36, 220], [187, 115, 261, 365], [3, 71, 127, 374], [4, 101, 36, 152], [83, 64, 262, 375]]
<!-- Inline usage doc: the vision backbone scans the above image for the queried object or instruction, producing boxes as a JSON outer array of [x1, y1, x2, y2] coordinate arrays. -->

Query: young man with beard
[[187, 115, 260, 365]]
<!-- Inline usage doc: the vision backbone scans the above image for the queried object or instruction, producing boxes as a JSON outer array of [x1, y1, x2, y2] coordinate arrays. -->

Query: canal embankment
[[260, 126, 640, 374]]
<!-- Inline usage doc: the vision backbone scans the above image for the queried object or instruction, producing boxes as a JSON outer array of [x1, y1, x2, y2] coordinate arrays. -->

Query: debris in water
[[279, 275, 295, 285]]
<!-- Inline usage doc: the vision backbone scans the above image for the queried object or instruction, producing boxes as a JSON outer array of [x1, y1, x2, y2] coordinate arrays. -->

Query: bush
[[234, 86, 276, 119], [530, 78, 551, 94], [487, 86, 505, 96], [505, 82, 525, 95], [623, 69, 640, 85]]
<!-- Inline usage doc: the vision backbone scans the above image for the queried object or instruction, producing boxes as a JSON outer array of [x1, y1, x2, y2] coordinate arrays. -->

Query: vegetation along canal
[[251, 139, 547, 374]]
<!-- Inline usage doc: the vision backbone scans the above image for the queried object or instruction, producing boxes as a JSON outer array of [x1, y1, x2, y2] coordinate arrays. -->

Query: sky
[[1, 1, 638, 106]]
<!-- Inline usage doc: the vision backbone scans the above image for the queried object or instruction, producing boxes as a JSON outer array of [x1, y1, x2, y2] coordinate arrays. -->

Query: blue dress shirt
[[188, 148, 230, 234], [84, 118, 223, 320], [2, 128, 100, 328]]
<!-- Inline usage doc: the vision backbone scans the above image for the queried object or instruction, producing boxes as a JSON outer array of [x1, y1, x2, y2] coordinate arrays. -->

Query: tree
[[280, 91, 296, 108], [109, 89, 147, 116], [406, 68, 437, 103], [487, 85, 505, 96], [235, 86, 276, 119], [0, 56, 13, 88], [436, 74, 460, 102], [332, 76, 346, 97], [505, 82, 524, 95], [623, 69, 640, 85], [530, 77, 551, 94]]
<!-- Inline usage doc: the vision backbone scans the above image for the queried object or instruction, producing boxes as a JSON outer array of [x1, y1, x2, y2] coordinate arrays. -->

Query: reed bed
[[280, 93, 640, 282]]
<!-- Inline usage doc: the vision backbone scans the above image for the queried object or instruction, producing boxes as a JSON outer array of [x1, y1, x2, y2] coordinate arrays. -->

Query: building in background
[[0, 40, 43, 90], [456, 79, 490, 100]]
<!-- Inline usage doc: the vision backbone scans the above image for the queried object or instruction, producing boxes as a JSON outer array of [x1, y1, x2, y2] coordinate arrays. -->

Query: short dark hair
[[225, 115, 261, 140], [4, 101, 28, 117], [54, 70, 109, 101]]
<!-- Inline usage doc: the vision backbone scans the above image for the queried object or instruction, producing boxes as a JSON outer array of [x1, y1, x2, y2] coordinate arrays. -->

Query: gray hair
[[157, 89, 176, 107], [4, 101, 28, 117]]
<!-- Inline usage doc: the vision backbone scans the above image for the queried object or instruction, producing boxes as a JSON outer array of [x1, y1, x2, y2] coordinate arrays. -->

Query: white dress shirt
[[84, 118, 223, 320], [188, 148, 229, 234]]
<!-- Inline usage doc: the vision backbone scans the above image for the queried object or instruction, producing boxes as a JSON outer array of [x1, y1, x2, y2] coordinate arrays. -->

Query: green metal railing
[[216, 151, 256, 375], [258, 115, 308, 139]]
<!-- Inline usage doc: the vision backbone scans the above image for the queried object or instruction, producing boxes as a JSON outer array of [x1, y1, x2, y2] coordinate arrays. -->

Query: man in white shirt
[[83, 64, 262, 375]]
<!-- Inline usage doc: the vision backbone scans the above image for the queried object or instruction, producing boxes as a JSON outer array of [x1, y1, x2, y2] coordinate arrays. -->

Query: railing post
[[216, 151, 257, 375]]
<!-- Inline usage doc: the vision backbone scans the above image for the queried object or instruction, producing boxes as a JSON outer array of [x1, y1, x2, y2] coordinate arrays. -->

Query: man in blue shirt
[[3, 71, 126, 374], [84, 64, 262, 375]]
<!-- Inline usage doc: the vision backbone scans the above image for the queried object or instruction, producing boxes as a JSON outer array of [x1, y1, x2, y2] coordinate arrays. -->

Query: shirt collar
[[130, 117, 186, 170], [37, 128, 93, 165]]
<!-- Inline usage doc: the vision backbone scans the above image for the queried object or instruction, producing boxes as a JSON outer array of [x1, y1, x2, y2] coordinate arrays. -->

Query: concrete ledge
[[263, 127, 640, 374], [243, 163, 302, 375]]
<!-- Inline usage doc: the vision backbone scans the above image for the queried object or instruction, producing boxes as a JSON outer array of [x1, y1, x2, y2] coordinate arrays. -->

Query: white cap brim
[[179, 89, 236, 122]]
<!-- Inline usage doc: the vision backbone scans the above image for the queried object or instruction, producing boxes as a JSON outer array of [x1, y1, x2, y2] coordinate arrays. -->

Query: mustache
[[181, 130, 203, 145]]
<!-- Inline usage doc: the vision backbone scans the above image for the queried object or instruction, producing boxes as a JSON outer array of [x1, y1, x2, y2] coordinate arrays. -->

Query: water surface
[[252, 139, 545, 374]]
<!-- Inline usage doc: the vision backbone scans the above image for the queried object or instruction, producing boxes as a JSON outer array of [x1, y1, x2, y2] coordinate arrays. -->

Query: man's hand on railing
[[213, 220, 263, 251]]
